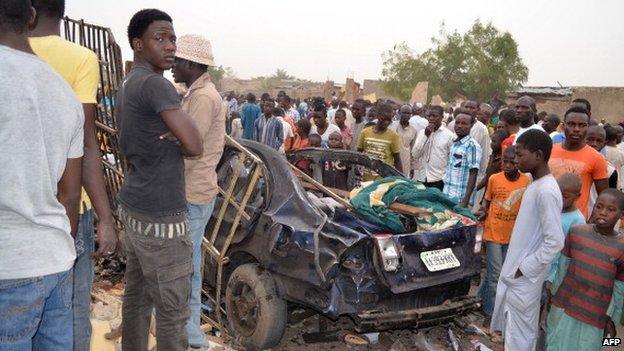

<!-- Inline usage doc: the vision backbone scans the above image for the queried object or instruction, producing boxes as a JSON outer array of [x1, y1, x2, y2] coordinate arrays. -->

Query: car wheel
[[225, 263, 287, 350]]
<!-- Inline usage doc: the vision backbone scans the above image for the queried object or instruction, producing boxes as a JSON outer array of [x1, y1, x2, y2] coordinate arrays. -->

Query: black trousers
[[423, 180, 444, 191]]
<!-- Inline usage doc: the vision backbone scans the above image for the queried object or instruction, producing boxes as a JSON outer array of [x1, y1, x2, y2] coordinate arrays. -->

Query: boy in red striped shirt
[[546, 189, 624, 350]]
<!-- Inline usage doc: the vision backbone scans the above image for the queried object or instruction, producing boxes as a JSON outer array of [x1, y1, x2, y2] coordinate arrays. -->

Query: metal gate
[[62, 17, 126, 225], [201, 135, 266, 332]]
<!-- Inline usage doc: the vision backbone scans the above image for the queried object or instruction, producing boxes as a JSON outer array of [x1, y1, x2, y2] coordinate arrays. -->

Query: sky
[[66, 0, 624, 87]]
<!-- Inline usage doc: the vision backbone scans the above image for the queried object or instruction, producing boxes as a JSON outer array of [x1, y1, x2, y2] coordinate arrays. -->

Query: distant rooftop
[[510, 86, 573, 96]]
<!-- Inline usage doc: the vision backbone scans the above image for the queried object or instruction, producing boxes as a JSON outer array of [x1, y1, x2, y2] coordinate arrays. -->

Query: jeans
[[0, 269, 73, 351], [478, 241, 508, 316], [74, 209, 95, 351], [186, 201, 215, 348], [119, 206, 192, 351]]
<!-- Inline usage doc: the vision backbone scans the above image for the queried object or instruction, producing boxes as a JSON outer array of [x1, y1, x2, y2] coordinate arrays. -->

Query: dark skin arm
[[595, 178, 609, 196], [476, 175, 487, 192], [459, 168, 478, 208], [57, 158, 83, 237], [475, 199, 490, 221], [393, 153, 402, 173], [605, 318, 616, 338], [476, 163, 496, 191], [159, 109, 202, 156], [82, 104, 117, 256]]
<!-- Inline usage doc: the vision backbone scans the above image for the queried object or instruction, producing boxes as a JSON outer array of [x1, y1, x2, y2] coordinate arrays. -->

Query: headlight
[[474, 223, 483, 254], [373, 234, 400, 272]]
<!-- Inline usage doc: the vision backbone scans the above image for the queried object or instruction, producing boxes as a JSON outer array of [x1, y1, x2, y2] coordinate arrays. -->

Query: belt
[[118, 206, 188, 239]]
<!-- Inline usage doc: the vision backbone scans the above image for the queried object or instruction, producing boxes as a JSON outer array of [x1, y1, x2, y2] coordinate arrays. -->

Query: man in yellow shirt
[[29, 1, 117, 350], [357, 103, 402, 172]]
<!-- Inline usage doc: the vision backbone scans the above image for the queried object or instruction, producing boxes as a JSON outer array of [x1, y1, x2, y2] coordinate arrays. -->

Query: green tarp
[[349, 176, 476, 233]]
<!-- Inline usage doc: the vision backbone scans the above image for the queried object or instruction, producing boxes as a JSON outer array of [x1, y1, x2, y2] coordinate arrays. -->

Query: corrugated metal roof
[[512, 86, 573, 96]]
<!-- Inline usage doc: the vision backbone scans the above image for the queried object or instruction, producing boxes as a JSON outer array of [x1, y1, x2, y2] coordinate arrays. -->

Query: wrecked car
[[202, 139, 482, 350]]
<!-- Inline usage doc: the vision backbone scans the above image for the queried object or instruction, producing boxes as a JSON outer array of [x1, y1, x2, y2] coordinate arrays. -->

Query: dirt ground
[[91, 259, 624, 351]]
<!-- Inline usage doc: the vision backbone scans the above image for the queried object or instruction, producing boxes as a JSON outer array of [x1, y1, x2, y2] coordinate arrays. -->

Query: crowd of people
[[2, 1, 624, 351]]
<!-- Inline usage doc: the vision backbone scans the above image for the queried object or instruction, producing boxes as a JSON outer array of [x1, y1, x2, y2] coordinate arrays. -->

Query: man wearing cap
[[172, 33, 225, 349]]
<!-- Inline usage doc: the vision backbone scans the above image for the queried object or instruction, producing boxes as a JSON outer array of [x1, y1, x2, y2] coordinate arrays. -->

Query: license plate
[[420, 248, 460, 272]]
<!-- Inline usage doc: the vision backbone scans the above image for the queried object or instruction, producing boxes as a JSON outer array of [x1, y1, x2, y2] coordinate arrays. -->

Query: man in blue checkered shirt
[[444, 109, 482, 207]]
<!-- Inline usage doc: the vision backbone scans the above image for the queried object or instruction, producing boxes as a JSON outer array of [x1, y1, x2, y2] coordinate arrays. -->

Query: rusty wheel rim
[[230, 281, 258, 336]]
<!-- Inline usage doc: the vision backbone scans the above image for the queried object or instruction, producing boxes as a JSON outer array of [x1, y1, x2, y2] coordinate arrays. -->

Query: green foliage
[[272, 68, 295, 80], [207, 65, 236, 86], [381, 20, 528, 103]]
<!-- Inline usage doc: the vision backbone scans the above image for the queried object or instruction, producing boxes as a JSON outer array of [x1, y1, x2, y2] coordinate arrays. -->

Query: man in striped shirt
[[254, 99, 283, 151], [443, 110, 482, 208]]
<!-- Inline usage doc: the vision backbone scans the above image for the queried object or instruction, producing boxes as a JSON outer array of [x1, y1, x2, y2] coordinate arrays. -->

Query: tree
[[272, 68, 295, 80], [207, 65, 236, 86], [381, 20, 528, 103]]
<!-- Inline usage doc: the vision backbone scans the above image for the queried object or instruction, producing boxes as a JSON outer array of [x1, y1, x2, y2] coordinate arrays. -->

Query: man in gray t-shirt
[[0, 2, 84, 349], [117, 9, 202, 351]]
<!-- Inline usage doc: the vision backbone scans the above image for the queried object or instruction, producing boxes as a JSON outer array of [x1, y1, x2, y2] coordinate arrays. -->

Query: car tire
[[225, 263, 287, 350]]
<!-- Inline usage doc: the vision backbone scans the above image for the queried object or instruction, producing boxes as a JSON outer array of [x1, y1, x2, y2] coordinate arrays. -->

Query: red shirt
[[552, 227, 624, 329]]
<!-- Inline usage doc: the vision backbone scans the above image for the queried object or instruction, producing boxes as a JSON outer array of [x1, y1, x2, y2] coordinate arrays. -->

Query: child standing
[[322, 132, 350, 190], [476, 129, 510, 194], [546, 173, 585, 292], [293, 118, 312, 150], [334, 109, 352, 149], [476, 146, 530, 323], [546, 189, 624, 351], [491, 130, 565, 351]]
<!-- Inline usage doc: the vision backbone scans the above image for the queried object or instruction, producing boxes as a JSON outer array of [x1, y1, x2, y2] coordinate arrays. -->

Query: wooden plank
[[290, 164, 353, 209], [300, 181, 431, 217]]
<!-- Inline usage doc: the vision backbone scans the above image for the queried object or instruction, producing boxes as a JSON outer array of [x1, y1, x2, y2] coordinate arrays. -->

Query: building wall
[[507, 87, 624, 124], [220, 78, 341, 100], [362, 79, 406, 103], [572, 87, 624, 124]]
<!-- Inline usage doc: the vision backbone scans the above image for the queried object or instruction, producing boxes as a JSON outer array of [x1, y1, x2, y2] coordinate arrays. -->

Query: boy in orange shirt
[[476, 146, 531, 324]]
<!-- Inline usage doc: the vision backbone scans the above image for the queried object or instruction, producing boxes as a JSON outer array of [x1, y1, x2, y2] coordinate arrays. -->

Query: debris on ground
[[471, 339, 494, 351], [447, 327, 460, 351], [89, 259, 505, 350], [390, 339, 408, 351], [94, 254, 125, 284], [412, 331, 443, 351], [465, 323, 489, 337]]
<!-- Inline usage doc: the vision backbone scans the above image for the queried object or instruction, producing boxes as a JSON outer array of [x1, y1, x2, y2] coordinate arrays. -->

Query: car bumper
[[353, 296, 481, 332]]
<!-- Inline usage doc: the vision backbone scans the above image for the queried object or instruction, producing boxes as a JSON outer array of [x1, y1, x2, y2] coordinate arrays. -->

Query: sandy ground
[[90, 271, 624, 351]]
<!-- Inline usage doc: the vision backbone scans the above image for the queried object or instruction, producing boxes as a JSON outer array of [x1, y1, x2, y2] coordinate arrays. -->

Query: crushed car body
[[202, 138, 482, 349]]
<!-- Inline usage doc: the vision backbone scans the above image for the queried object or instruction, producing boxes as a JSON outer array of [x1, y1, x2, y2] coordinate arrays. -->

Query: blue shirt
[[551, 132, 566, 144], [443, 135, 482, 202], [547, 209, 585, 283], [241, 102, 261, 140], [253, 115, 283, 151]]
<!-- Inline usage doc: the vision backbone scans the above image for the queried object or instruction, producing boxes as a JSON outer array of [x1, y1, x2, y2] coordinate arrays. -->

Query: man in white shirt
[[514, 95, 544, 143], [491, 130, 564, 351], [605, 125, 624, 190], [0, 2, 84, 348], [311, 104, 341, 148], [390, 106, 419, 176], [276, 111, 294, 153], [327, 100, 339, 122], [411, 105, 455, 190], [339, 100, 355, 128], [409, 103, 429, 132], [280, 95, 300, 123]]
